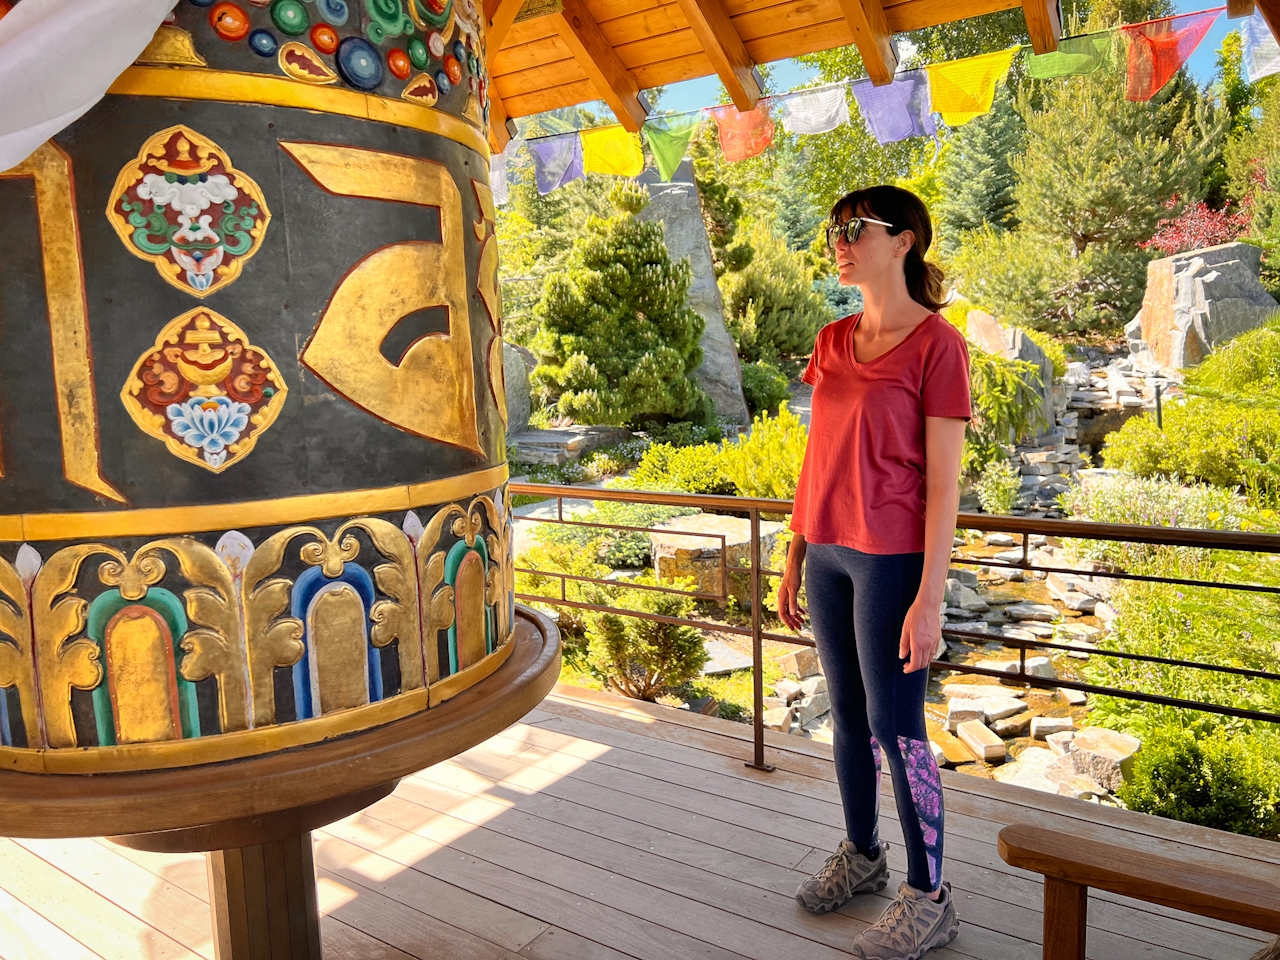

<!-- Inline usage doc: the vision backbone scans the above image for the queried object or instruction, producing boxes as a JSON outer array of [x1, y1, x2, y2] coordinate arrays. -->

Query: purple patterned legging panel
[[804, 542, 945, 892]]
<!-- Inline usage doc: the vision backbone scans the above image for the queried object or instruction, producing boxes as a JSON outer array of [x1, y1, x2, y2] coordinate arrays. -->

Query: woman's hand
[[899, 595, 942, 673], [777, 549, 807, 632]]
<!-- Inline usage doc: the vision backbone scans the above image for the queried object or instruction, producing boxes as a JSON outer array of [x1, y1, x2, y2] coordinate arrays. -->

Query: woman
[[777, 185, 969, 960]]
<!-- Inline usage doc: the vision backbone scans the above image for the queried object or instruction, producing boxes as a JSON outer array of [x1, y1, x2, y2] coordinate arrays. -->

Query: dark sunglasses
[[826, 216, 894, 249]]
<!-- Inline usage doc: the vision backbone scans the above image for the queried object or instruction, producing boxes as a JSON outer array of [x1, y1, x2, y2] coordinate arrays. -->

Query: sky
[[652, 0, 1237, 115]]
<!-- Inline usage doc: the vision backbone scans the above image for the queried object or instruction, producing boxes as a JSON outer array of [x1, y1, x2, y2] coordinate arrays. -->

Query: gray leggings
[[804, 541, 944, 892]]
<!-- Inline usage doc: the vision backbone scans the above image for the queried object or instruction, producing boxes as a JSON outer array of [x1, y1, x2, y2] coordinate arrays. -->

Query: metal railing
[[509, 482, 1280, 771]]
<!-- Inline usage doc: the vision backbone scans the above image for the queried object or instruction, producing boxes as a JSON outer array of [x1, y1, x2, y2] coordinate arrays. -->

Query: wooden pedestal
[[208, 832, 323, 960]]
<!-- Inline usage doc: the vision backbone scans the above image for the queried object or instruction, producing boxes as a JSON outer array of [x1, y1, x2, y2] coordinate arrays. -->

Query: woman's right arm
[[777, 532, 808, 631]]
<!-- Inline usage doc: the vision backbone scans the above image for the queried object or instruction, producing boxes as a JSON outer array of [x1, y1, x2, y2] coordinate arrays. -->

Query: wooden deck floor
[[1, 684, 1277, 960]]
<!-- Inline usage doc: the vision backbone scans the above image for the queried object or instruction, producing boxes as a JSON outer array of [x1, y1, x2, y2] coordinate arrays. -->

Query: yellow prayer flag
[[925, 47, 1018, 126], [580, 125, 644, 177]]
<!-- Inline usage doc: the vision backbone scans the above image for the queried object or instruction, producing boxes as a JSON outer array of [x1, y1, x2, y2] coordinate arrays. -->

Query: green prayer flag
[[643, 115, 701, 182], [1026, 33, 1114, 79]]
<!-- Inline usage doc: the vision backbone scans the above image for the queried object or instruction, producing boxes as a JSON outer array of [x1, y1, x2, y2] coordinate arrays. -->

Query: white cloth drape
[[1243, 11, 1280, 84], [777, 85, 850, 136], [0, 0, 177, 171]]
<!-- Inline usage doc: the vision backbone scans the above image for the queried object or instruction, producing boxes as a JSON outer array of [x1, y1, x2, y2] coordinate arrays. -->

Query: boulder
[[1137, 242, 1278, 370], [1004, 602, 1059, 622], [980, 696, 1028, 723], [1069, 727, 1140, 791], [946, 698, 986, 732], [502, 340, 532, 437], [701, 639, 753, 676], [508, 425, 631, 466], [956, 719, 1006, 762], [990, 712, 1033, 737], [993, 746, 1057, 792], [772, 678, 803, 704], [650, 513, 785, 605], [763, 706, 793, 734], [794, 692, 831, 727], [800, 675, 828, 698], [1031, 716, 1074, 739], [776, 647, 822, 679], [1046, 730, 1076, 756], [637, 163, 750, 425], [948, 567, 980, 586], [1059, 687, 1089, 706]]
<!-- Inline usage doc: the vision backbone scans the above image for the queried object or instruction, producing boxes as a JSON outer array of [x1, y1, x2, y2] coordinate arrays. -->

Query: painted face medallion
[[121, 307, 288, 473], [108, 127, 271, 298], [279, 41, 339, 83], [401, 72, 439, 106]]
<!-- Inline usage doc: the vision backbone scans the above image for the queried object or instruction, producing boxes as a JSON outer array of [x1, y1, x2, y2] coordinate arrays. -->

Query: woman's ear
[[893, 229, 916, 258]]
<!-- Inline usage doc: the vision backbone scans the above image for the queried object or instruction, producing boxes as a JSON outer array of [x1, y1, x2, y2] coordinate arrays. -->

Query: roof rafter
[[488, 88, 515, 153], [552, 0, 650, 130], [1227, 0, 1255, 17], [1022, 0, 1061, 54], [673, 0, 762, 111], [834, 0, 897, 86], [485, 0, 525, 70]]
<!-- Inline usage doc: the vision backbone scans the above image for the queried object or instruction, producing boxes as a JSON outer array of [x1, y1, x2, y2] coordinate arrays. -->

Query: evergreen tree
[[529, 183, 709, 426], [937, 85, 1024, 255], [720, 218, 835, 363]]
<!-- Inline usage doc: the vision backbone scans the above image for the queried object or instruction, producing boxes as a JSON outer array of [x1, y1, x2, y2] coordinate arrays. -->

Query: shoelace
[[815, 848, 851, 886], [870, 893, 923, 933]]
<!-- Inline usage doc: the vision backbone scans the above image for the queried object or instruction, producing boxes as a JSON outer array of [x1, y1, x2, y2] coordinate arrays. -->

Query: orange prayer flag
[[709, 103, 774, 162], [1121, 9, 1221, 102]]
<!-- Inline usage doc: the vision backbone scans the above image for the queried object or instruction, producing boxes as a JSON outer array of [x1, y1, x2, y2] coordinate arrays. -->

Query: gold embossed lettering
[[1, 144, 124, 502], [281, 142, 480, 453]]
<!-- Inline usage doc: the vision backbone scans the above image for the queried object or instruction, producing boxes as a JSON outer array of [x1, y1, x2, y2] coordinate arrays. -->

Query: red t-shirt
[[791, 312, 972, 555]]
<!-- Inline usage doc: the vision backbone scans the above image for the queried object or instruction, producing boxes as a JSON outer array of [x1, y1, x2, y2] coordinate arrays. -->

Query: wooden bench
[[999, 823, 1280, 960]]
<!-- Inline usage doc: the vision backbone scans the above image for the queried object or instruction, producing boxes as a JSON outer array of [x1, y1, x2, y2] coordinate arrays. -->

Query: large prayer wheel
[[0, 4, 559, 957]]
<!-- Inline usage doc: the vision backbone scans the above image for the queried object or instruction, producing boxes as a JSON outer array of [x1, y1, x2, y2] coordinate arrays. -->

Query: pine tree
[[937, 85, 1024, 255], [529, 183, 709, 426], [720, 218, 835, 363]]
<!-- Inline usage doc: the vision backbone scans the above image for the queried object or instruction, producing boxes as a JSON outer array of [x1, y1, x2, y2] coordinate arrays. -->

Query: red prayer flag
[[1121, 9, 1221, 102], [709, 103, 774, 162]]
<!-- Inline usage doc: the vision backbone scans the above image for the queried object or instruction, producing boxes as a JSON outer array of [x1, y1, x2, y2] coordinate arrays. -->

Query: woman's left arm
[[899, 416, 968, 673]]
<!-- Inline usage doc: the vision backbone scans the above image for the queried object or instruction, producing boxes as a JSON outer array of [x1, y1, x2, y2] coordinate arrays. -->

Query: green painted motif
[[443, 538, 494, 675], [411, 0, 451, 32], [365, 0, 414, 43], [121, 197, 261, 259], [271, 0, 311, 36], [408, 36, 428, 69], [86, 588, 201, 747]]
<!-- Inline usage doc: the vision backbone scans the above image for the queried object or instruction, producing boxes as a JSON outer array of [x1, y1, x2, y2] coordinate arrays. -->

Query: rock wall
[[637, 162, 750, 426], [1134, 242, 1278, 370], [966, 309, 1055, 430]]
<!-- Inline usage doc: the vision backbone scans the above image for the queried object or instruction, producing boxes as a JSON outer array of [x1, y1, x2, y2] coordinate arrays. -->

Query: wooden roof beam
[[1022, 1, 1061, 54], [552, 0, 650, 130], [1227, 0, 1255, 17], [485, 0, 524, 70], [675, 0, 762, 111], [488, 88, 516, 154], [1259, 0, 1280, 50], [834, 0, 897, 86]]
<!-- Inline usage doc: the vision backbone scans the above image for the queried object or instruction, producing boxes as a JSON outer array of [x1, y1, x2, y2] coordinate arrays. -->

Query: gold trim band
[[107, 66, 490, 159], [2, 464, 508, 542], [0, 638, 513, 774]]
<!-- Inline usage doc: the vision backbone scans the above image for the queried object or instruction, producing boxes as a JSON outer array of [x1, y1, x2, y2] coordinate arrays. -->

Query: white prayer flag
[[491, 138, 522, 207], [778, 85, 850, 136], [1243, 12, 1280, 83]]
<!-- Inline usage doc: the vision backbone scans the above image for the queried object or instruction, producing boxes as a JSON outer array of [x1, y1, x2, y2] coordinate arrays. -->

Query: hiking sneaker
[[795, 839, 890, 914], [853, 881, 959, 960]]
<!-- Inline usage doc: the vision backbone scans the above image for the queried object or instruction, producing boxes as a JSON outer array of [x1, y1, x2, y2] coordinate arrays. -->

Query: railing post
[[746, 508, 773, 772]]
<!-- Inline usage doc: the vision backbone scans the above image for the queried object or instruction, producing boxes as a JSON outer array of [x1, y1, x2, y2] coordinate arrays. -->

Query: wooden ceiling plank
[[1022, 0, 1061, 54], [552, 0, 651, 129], [833, 0, 897, 85], [486, 0, 527, 69], [674, 0, 762, 109], [1226, 0, 1255, 17], [502, 78, 602, 117]]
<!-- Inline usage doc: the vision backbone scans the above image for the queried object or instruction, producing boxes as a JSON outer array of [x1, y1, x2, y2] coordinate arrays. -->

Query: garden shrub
[[513, 543, 610, 669], [721, 219, 834, 363], [642, 419, 728, 447], [536, 500, 700, 569], [975, 458, 1021, 515], [1118, 725, 1280, 841], [1184, 312, 1280, 397], [529, 182, 709, 426], [1022, 327, 1069, 380], [740, 360, 790, 415], [1102, 399, 1280, 495], [721, 403, 809, 501], [965, 346, 1050, 476], [625, 442, 736, 495], [584, 576, 708, 700]]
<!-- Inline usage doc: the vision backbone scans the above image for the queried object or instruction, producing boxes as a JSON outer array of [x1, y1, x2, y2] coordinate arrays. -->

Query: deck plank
[[0, 685, 1271, 960]]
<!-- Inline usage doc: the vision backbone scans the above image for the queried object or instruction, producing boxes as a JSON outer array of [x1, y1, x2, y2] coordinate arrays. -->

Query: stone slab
[[956, 719, 1006, 762], [701, 639, 753, 676]]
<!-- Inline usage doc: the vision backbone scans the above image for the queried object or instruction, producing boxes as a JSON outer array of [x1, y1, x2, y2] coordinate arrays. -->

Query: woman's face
[[831, 206, 914, 288]]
